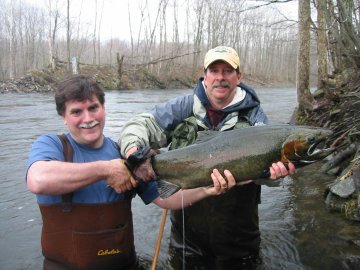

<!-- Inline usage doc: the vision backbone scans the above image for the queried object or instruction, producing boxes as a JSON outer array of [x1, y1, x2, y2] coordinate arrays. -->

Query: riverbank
[[294, 68, 360, 222], [0, 64, 294, 93], [0, 63, 188, 93]]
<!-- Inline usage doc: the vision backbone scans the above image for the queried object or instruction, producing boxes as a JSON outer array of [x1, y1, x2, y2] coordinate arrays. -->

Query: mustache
[[212, 81, 230, 88], [78, 120, 100, 129]]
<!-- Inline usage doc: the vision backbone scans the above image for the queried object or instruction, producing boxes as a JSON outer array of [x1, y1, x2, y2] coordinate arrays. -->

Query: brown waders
[[38, 134, 137, 270], [40, 201, 136, 270]]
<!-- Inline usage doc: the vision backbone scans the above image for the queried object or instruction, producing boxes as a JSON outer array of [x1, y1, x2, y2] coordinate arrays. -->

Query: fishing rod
[[151, 208, 168, 270]]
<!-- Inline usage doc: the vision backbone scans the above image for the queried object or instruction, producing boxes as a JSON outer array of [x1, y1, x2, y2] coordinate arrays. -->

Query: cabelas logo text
[[97, 249, 121, 256]]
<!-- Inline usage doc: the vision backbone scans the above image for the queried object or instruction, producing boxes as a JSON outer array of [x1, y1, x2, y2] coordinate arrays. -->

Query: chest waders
[[39, 134, 136, 270], [169, 116, 261, 260]]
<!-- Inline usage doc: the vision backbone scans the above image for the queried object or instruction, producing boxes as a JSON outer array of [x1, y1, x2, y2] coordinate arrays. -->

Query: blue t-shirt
[[26, 133, 159, 205]]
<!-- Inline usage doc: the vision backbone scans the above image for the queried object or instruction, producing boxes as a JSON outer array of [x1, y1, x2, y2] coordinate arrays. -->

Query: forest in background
[[0, 0, 300, 87], [0, 0, 360, 109]]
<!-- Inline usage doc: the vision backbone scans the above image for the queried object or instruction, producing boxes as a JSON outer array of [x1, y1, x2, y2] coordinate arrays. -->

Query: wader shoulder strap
[[57, 134, 74, 212]]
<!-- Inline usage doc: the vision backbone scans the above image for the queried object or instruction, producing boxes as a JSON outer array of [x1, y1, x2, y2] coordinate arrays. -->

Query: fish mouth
[[308, 139, 335, 156], [284, 131, 335, 165], [297, 138, 335, 164]]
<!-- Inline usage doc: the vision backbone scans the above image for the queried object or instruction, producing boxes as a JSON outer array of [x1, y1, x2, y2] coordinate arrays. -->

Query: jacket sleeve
[[119, 94, 194, 156], [119, 113, 168, 156]]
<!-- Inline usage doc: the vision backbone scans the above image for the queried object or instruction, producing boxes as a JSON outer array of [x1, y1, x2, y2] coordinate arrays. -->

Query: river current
[[0, 88, 359, 269]]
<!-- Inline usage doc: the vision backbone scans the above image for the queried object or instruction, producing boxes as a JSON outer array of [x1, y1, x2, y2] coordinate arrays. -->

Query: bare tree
[[73, 0, 85, 63], [172, 0, 179, 46], [316, 0, 328, 89], [48, 0, 56, 70], [297, 0, 314, 111], [5, 1, 16, 79], [97, 0, 105, 65], [93, 0, 98, 65], [335, 0, 360, 68], [135, 1, 146, 58], [144, 0, 162, 65], [128, 1, 134, 58], [192, 0, 205, 75], [66, 0, 70, 70]]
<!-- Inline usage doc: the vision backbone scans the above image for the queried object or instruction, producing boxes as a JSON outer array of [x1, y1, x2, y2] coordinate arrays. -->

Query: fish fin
[[157, 180, 181, 199], [254, 179, 282, 187]]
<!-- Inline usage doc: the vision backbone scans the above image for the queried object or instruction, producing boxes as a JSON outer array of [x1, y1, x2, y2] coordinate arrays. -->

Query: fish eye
[[307, 136, 316, 144]]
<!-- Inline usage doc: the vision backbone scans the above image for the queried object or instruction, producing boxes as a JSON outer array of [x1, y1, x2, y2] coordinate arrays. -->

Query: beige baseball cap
[[204, 46, 240, 70]]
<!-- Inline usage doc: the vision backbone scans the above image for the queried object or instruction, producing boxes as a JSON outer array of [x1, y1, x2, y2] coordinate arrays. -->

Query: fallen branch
[[321, 143, 357, 173]]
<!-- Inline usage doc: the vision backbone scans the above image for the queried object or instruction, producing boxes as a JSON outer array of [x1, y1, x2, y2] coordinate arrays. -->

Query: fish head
[[281, 127, 335, 166]]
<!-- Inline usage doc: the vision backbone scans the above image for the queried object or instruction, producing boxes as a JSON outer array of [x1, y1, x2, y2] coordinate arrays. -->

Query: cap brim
[[204, 57, 238, 69]]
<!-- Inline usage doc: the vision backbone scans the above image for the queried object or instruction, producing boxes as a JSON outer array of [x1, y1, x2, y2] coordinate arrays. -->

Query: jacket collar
[[194, 78, 261, 113]]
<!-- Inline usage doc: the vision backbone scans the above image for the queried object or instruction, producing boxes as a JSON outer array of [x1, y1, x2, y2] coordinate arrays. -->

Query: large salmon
[[152, 125, 335, 196]]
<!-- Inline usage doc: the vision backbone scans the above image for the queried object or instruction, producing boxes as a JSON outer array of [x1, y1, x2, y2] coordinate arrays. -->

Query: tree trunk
[[48, 0, 55, 71], [117, 53, 124, 89], [192, 0, 205, 76], [326, 0, 341, 71], [337, 0, 360, 68], [297, 0, 314, 112], [93, 0, 97, 65], [316, 0, 328, 90], [127, 1, 134, 59], [66, 0, 70, 70], [97, 0, 104, 65]]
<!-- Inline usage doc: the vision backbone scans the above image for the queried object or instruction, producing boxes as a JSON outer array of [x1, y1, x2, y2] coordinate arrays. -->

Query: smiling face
[[203, 61, 242, 109], [63, 95, 105, 148]]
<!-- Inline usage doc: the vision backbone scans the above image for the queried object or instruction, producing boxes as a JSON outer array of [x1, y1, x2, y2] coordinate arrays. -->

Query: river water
[[0, 88, 359, 270]]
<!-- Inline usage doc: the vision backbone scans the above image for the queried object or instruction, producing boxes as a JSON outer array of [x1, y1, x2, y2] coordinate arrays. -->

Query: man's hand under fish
[[211, 161, 295, 189], [212, 161, 296, 189], [269, 161, 296, 180]]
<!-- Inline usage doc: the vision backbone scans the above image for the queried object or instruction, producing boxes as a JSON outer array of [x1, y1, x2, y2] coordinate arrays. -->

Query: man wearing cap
[[119, 46, 295, 269]]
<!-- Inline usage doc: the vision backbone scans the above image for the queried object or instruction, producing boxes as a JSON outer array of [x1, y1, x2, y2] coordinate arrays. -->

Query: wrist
[[125, 146, 138, 158], [202, 186, 213, 196], [100, 160, 115, 180]]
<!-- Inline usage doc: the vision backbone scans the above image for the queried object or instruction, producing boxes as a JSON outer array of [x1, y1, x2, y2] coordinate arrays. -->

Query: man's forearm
[[26, 160, 110, 195], [153, 187, 210, 210]]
